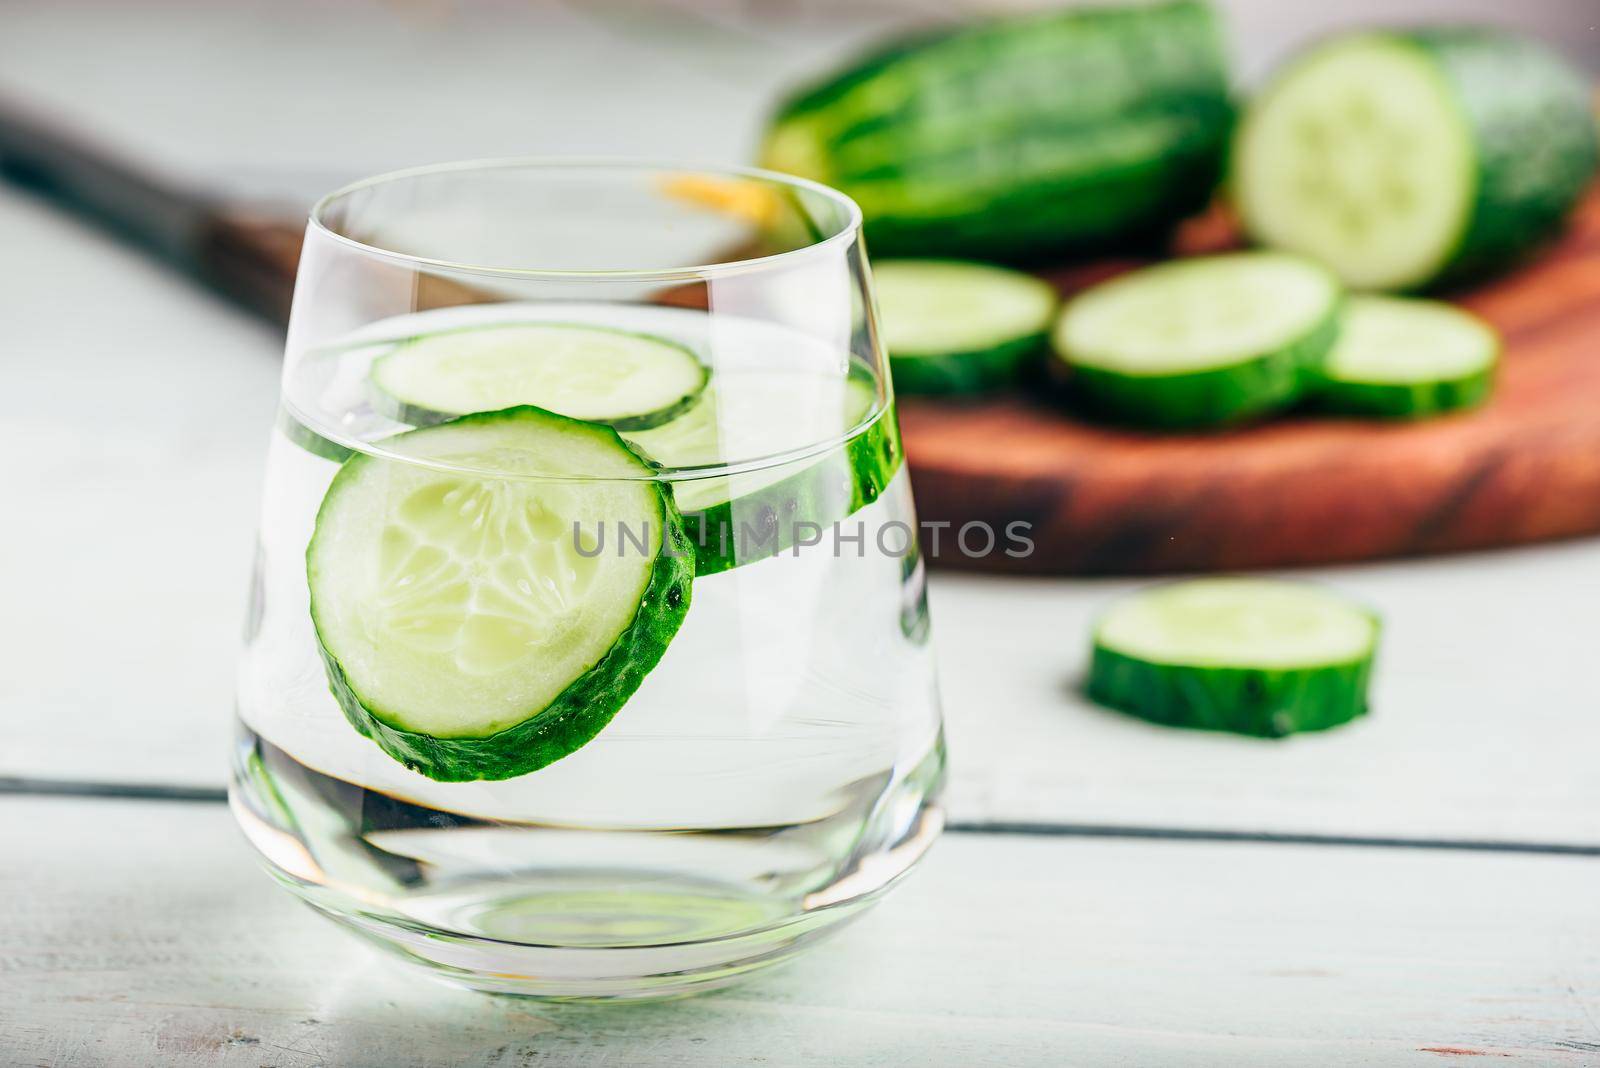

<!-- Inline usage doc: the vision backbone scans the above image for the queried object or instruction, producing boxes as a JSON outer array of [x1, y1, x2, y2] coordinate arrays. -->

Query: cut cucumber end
[[370, 323, 709, 431], [873, 259, 1058, 395], [1051, 252, 1341, 427], [1233, 34, 1476, 291], [1088, 578, 1379, 738], [1314, 295, 1499, 418], [307, 406, 694, 782]]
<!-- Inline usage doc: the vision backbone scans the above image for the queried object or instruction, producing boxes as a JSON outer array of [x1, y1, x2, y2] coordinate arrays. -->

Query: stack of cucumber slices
[[874, 250, 1503, 426], [308, 318, 897, 781], [1048, 253, 1502, 426]]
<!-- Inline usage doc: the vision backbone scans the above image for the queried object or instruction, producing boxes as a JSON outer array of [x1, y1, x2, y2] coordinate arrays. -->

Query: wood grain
[[902, 186, 1600, 574]]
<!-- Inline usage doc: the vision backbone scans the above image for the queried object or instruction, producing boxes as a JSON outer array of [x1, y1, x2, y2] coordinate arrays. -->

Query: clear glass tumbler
[[231, 159, 946, 999]]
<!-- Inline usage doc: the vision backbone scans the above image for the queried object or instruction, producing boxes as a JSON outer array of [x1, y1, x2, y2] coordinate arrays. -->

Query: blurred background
[[3, 0, 1596, 203]]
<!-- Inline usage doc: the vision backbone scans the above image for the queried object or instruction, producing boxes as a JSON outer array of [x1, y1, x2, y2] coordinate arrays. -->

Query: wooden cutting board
[[5, 95, 1595, 575], [902, 187, 1600, 574]]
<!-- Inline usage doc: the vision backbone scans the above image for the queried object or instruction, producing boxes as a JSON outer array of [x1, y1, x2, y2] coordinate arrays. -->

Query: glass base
[[244, 802, 943, 1001]]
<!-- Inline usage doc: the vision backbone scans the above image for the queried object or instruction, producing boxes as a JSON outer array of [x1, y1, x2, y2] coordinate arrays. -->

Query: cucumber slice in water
[[1088, 578, 1379, 738], [307, 406, 694, 782], [626, 370, 899, 575], [370, 323, 709, 430], [873, 260, 1058, 395], [1051, 252, 1341, 428], [1315, 295, 1498, 418], [1234, 29, 1599, 291]]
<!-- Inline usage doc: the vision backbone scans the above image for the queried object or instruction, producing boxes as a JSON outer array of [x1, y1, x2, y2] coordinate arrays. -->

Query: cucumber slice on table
[[1088, 579, 1379, 738], [626, 370, 900, 575], [307, 407, 694, 782], [1234, 28, 1599, 291], [1315, 295, 1499, 418], [370, 323, 709, 430], [873, 260, 1058, 395], [1051, 252, 1341, 428]]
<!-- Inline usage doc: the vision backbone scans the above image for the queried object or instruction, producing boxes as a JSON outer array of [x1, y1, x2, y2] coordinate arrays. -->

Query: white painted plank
[[4, 796, 1600, 1066], [0, 187, 280, 785]]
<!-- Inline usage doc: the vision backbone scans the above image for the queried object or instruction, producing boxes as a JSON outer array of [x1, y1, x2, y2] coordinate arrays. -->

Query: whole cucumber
[[1234, 27, 1599, 291], [761, 1, 1234, 262]]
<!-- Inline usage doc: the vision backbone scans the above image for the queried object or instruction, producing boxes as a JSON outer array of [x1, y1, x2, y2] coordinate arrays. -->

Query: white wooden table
[[6, 796, 1600, 1066], [5, 3, 1600, 1063]]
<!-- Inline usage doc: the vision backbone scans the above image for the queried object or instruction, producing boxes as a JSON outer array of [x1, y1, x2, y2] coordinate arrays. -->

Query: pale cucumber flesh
[[307, 407, 693, 781], [1323, 296, 1497, 384], [1314, 295, 1498, 418], [1095, 579, 1377, 670], [873, 260, 1057, 356], [370, 323, 708, 430], [1233, 36, 1474, 291], [1054, 252, 1339, 376], [1051, 252, 1341, 427], [874, 259, 1058, 394]]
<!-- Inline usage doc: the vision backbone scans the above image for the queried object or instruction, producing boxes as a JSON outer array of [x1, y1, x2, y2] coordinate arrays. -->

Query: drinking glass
[[232, 159, 946, 999]]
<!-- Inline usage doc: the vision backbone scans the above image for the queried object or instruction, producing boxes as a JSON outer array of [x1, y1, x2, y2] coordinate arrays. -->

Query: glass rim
[[308, 155, 865, 282]]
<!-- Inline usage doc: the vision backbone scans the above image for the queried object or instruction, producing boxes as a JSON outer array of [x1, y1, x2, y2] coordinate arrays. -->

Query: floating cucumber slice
[[1315, 295, 1498, 418], [625, 370, 899, 575], [1088, 578, 1379, 738], [1233, 29, 1598, 291], [277, 408, 354, 463], [307, 406, 694, 782], [873, 260, 1058, 395], [370, 323, 709, 431], [1051, 252, 1341, 428]]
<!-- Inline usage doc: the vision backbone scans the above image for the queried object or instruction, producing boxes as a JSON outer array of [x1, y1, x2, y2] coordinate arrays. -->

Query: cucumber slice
[[276, 408, 354, 463], [370, 323, 709, 431], [1088, 578, 1379, 738], [1234, 29, 1599, 291], [307, 406, 694, 782], [873, 260, 1058, 395], [1051, 252, 1341, 428], [1315, 295, 1498, 418], [625, 370, 899, 575]]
